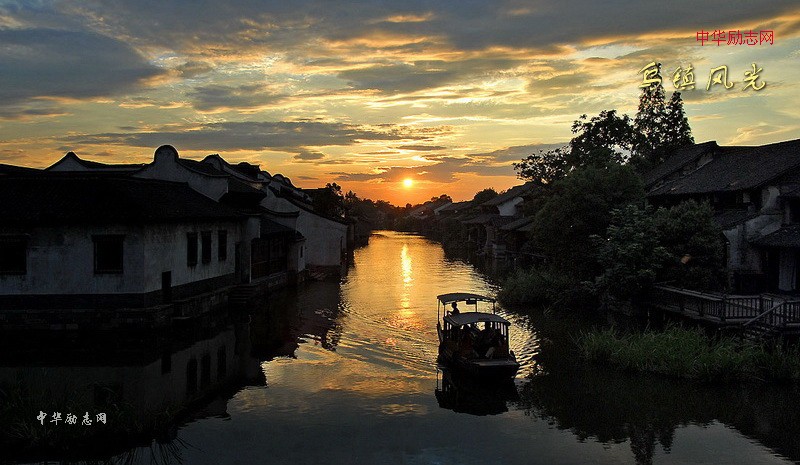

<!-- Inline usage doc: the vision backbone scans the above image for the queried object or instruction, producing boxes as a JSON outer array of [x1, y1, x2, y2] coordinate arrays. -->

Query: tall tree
[[569, 110, 633, 166], [664, 91, 694, 149], [632, 67, 668, 168]]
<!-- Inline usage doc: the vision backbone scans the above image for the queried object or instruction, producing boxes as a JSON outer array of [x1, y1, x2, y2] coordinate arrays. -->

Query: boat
[[436, 292, 520, 379]]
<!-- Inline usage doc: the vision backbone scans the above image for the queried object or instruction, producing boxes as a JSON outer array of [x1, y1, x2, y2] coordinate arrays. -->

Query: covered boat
[[436, 292, 520, 379]]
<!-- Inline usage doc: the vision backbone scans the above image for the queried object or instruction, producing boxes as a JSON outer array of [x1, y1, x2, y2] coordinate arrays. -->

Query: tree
[[664, 92, 694, 150], [513, 146, 570, 186], [569, 110, 633, 166], [591, 204, 669, 309], [530, 164, 645, 279], [310, 182, 345, 218], [632, 72, 668, 166], [653, 200, 724, 290], [630, 70, 694, 171], [472, 188, 498, 204]]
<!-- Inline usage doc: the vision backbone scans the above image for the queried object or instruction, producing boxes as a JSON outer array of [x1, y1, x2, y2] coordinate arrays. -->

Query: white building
[[0, 174, 249, 324]]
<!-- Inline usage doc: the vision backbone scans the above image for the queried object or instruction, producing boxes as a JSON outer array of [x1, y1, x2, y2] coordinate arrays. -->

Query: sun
[[403, 178, 414, 188]]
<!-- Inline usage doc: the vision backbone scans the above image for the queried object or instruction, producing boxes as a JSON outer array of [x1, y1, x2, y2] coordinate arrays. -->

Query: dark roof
[[0, 164, 41, 175], [713, 210, 754, 229], [642, 141, 719, 188], [48, 152, 146, 172], [482, 182, 536, 207], [0, 175, 244, 226], [177, 158, 228, 177], [461, 213, 498, 224], [260, 217, 296, 237], [438, 200, 473, 212], [648, 139, 800, 197], [752, 225, 800, 248], [500, 216, 535, 232]]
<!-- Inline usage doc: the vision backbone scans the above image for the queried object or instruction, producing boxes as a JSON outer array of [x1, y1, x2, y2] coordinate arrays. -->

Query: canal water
[[6, 231, 800, 464]]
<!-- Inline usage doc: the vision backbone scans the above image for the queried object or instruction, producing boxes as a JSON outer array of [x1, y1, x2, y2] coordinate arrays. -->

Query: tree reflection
[[514, 333, 800, 464]]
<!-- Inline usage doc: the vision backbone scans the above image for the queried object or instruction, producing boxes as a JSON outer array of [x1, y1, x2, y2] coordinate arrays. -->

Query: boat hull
[[437, 348, 519, 379]]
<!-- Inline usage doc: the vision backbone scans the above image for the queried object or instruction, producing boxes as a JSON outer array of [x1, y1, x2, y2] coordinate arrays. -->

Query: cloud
[[0, 28, 164, 113], [469, 143, 568, 163], [60, 121, 452, 152], [331, 156, 517, 184], [294, 150, 326, 161], [398, 144, 446, 151], [188, 84, 287, 111]]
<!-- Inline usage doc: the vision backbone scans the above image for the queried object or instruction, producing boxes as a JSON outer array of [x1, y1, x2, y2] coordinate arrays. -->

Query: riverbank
[[578, 326, 800, 383]]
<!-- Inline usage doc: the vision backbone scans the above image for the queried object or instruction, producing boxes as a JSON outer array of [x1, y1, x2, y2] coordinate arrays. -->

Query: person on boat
[[450, 302, 460, 315]]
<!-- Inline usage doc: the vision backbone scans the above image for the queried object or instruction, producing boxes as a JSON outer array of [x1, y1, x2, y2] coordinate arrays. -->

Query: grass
[[578, 326, 800, 383]]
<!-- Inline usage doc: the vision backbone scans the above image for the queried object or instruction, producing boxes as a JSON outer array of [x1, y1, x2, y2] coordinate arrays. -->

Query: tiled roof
[[648, 139, 800, 197], [642, 141, 719, 188], [713, 210, 754, 229], [752, 225, 800, 248], [0, 175, 243, 226], [482, 182, 536, 207], [177, 158, 228, 177], [500, 216, 535, 232], [462, 213, 498, 224], [438, 200, 473, 212]]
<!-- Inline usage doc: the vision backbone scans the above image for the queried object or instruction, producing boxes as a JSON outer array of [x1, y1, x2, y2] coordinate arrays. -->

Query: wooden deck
[[646, 285, 800, 341]]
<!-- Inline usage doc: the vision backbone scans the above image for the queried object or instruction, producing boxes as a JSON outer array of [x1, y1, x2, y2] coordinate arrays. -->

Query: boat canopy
[[443, 312, 510, 327], [437, 293, 495, 305]]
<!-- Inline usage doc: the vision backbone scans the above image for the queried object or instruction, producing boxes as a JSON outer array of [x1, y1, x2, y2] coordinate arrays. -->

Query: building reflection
[[0, 314, 263, 462]]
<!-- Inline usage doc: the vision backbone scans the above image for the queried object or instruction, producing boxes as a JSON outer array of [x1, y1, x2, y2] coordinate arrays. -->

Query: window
[[201, 231, 212, 264], [187, 232, 198, 266], [300, 245, 303, 258], [93, 235, 123, 274], [218, 230, 227, 261], [0, 236, 27, 275]]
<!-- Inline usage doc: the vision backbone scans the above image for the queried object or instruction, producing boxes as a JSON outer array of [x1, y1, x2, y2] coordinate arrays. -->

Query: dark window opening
[[187, 232, 198, 266], [300, 245, 303, 258], [0, 236, 27, 275], [201, 231, 212, 264], [93, 235, 124, 274], [218, 230, 228, 261]]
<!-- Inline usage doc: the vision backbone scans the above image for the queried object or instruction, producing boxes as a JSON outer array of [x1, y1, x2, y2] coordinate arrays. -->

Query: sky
[[0, 1, 798, 204]]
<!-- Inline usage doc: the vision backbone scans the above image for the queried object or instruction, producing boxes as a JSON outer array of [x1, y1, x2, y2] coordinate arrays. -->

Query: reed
[[578, 326, 800, 383]]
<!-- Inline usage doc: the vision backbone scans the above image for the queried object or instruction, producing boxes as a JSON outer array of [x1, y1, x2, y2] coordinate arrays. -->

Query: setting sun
[[403, 178, 414, 188]]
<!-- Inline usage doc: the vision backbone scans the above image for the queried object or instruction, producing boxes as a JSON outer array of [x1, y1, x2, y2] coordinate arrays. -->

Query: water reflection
[[5, 231, 800, 464], [0, 315, 262, 463], [435, 368, 519, 416], [514, 311, 800, 465]]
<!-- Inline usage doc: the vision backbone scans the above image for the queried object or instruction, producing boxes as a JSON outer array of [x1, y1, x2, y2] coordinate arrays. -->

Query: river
[[5, 231, 800, 464]]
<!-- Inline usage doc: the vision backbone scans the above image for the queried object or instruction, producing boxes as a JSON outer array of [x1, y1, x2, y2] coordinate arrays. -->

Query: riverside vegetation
[[578, 326, 800, 383]]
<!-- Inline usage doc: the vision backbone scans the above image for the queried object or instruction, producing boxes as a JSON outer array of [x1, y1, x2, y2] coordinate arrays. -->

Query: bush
[[498, 267, 579, 308]]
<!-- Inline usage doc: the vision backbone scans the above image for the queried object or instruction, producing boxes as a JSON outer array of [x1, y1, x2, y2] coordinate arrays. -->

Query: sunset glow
[[0, 2, 797, 205], [403, 178, 414, 188]]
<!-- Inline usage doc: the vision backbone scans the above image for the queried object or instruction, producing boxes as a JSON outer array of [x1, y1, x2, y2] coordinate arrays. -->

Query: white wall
[[134, 151, 229, 202], [497, 197, 523, 217], [142, 220, 243, 292], [295, 209, 347, 268], [0, 220, 243, 296]]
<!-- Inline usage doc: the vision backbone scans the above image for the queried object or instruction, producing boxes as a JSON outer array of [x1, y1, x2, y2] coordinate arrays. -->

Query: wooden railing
[[650, 285, 770, 322]]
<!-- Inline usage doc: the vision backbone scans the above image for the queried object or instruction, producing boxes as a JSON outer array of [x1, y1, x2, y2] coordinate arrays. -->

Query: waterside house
[[0, 145, 354, 329], [646, 138, 800, 294], [0, 173, 250, 329]]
